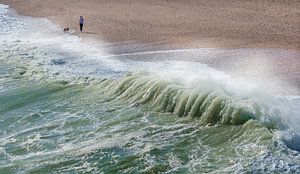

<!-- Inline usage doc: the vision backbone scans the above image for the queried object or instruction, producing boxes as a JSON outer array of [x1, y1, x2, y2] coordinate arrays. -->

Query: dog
[[63, 28, 70, 32]]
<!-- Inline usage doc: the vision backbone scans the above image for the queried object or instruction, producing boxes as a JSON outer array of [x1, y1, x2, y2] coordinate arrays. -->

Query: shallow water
[[0, 4, 300, 173]]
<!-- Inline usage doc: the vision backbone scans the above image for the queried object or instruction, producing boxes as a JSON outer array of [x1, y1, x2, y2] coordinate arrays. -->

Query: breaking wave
[[96, 74, 282, 127]]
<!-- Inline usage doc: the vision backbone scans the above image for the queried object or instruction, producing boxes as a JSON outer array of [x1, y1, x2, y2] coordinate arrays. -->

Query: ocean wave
[[89, 74, 291, 129]]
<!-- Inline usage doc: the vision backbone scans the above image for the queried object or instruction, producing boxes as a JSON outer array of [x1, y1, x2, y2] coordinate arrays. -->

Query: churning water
[[0, 4, 300, 173]]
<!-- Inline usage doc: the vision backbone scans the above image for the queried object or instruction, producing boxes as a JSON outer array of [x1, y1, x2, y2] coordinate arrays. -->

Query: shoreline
[[1, 0, 299, 50]]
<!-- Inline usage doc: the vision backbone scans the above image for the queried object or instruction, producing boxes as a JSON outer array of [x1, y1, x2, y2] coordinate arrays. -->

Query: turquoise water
[[0, 4, 300, 173]]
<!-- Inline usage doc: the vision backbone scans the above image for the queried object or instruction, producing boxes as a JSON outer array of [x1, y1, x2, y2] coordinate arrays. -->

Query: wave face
[[97, 74, 274, 126], [1, 4, 300, 173]]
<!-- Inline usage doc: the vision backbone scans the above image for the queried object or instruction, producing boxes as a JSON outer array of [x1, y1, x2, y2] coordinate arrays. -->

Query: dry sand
[[1, 0, 299, 50]]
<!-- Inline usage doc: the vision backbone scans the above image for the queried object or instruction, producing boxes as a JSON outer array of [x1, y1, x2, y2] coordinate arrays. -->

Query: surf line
[[99, 48, 220, 59]]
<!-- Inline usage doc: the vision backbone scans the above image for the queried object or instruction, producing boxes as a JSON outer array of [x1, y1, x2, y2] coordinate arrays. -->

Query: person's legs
[[80, 24, 83, 32]]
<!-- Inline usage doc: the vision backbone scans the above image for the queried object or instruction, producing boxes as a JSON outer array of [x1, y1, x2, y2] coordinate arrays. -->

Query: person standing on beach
[[79, 16, 84, 32]]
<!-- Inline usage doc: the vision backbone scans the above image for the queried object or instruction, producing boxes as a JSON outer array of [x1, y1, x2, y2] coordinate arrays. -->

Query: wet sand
[[1, 0, 299, 50]]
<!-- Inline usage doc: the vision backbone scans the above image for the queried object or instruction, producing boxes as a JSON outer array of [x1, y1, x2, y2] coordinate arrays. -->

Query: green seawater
[[0, 57, 299, 173]]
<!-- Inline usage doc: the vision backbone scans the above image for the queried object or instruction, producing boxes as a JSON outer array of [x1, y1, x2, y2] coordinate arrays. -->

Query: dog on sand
[[63, 28, 70, 32]]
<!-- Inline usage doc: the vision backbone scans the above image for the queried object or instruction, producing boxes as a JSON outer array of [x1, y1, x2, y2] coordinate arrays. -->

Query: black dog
[[63, 28, 70, 32]]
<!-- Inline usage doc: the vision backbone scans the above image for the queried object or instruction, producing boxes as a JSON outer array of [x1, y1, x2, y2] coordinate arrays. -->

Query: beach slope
[[1, 0, 299, 49]]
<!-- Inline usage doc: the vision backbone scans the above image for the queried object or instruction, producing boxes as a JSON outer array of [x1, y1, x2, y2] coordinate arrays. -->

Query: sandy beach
[[1, 0, 299, 50]]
